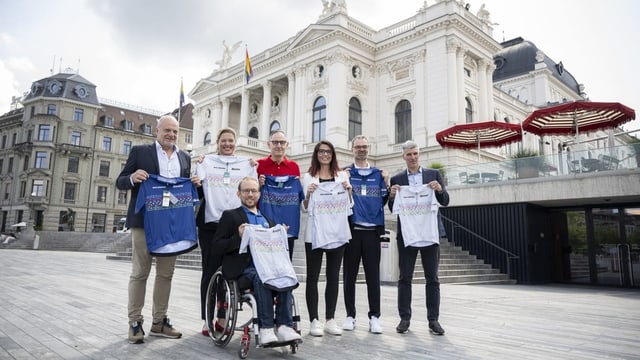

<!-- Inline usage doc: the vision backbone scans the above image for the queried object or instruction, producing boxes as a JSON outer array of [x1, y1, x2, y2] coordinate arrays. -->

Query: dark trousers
[[287, 237, 295, 260], [343, 229, 381, 319], [305, 242, 345, 321], [198, 224, 221, 320], [397, 242, 440, 321]]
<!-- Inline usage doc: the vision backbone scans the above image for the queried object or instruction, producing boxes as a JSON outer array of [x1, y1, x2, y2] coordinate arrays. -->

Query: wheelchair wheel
[[205, 269, 239, 347]]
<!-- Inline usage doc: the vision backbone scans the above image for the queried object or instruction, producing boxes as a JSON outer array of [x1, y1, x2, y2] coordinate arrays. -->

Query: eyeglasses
[[353, 145, 369, 150], [270, 140, 287, 146], [240, 189, 260, 194], [317, 149, 332, 155]]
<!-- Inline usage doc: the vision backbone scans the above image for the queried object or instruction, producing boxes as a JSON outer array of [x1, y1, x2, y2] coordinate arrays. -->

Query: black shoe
[[396, 319, 410, 334], [429, 320, 445, 335]]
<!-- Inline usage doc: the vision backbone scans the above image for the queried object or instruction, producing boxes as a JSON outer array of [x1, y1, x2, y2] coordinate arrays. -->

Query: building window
[[104, 116, 114, 127], [4, 183, 9, 200], [22, 156, 29, 171], [38, 124, 51, 141], [97, 186, 108, 203], [30, 106, 35, 118], [118, 190, 128, 205], [64, 182, 77, 202], [99, 161, 110, 177], [103, 137, 112, 152], [11, 133, 16, 146], [47, 104, 56, 115], [185, 133, 192, 144], [248, 127, 259, 139], [70, 131, 81, 146], [395, 100, 412, 144], [91, 213, 106, 232], [31, 179, 45, 197], [68, 156, 79, 173], [7, 157, 13, 173], [465, 97, 473, 123], [34, 152, 47, 168], [142, 124, 152, 134], [123, 120, 133, 131], [312, 96, 326, 142], [0, 159, 3, 174], [19, 181, 26, 198], [73, 108, 84, 122], [122, 140, 132, 155], [270, 121, 280, 134], [348, 97, 362, 141], [2, 135, 6, 148], [204, 132, 212, 146], [27, 130, 32, 142]]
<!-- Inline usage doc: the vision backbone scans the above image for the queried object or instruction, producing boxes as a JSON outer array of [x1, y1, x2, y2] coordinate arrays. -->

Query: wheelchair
[[205, 268, 302, 359]]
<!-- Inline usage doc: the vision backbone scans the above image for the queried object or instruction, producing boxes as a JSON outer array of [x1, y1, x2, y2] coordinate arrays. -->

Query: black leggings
[[198, 224, 221, 320], [305, 242, 345, 321]]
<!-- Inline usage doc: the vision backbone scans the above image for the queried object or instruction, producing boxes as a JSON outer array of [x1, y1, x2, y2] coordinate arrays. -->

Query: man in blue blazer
[[213, 177, 301, 344], [388, 140, 450, 336], [116, 115, 196, 344]]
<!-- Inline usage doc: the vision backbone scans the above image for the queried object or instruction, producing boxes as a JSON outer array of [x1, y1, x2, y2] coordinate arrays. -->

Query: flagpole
[[178, 77, 184, 123]]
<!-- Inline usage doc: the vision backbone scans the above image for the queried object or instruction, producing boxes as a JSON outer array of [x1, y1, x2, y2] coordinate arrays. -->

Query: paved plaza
[[0, 249, 639, 359]]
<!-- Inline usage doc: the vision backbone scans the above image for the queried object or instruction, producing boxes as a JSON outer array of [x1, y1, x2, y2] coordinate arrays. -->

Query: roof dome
[[493, 37, 581, 96]]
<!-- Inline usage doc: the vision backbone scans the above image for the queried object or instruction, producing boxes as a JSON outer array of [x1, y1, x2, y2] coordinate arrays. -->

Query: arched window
[[203, 131, 211, 145], [248, 127, 259, 139], [465, 97, 473, 123], [270, 121, 281, 134], [348, 97, 362, 141], [395, 100, 412, 144], [312, 97, 326, 142]]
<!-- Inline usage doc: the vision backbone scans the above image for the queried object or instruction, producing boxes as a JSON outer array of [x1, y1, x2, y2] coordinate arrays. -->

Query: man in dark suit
[[116, 115, 198, 344], [388, 140, 450, 336], [214, 177, 301, 345]]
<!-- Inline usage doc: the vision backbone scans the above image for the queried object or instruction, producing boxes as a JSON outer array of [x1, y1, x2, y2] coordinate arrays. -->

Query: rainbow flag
[[244, 49, 254, 84], [179, 78, 185, 108]]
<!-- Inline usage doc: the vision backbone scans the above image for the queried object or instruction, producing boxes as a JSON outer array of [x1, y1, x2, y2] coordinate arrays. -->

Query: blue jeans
[[242, 266, 293, 329], [397, 243, 440, 321]]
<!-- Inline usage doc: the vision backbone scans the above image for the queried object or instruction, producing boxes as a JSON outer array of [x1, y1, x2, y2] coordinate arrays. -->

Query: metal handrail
[[440, 214, 519, 279]]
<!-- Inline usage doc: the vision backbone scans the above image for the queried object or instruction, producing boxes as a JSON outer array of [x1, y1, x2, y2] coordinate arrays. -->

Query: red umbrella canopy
[[436, 121, 522, 150], [522, 101, 636, 136]]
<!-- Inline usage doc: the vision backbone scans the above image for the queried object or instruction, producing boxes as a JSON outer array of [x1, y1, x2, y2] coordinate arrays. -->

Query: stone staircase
[[107, 237, 515, 285]]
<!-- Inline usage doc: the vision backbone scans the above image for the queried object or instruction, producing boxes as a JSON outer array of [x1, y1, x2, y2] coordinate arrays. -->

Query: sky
[[1, 0, 639, 131]]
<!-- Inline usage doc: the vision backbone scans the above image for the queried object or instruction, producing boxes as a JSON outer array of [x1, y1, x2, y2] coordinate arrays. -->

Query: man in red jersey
[[256, 130, 302, 259]]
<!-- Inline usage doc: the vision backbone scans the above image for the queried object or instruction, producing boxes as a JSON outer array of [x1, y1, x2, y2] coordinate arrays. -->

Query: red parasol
[[436, 121, 523, 151], [522, 101, 635, 136]]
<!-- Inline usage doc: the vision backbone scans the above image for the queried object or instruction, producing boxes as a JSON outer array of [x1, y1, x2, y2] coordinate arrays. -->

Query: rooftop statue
[[215, 40, 242, 70]]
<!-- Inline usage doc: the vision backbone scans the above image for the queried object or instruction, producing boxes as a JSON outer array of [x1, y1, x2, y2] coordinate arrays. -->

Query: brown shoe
[[150, 317, 182, 339], [128, 320, 145, 344]]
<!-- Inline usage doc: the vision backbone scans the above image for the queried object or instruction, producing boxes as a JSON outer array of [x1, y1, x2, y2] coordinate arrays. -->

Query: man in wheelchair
[[214, 176, 302, 345]]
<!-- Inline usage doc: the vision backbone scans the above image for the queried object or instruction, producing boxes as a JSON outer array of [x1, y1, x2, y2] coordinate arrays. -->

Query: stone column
[[446, 38, 460, 126], [477, 59, 489, 121], [456, 47, 465, 123], [286, 72, 295, 139], [261, 81, 272, 140], [486, 62, 495, 120], [239, 89, 250, 137], [221, 98, 230, 129]]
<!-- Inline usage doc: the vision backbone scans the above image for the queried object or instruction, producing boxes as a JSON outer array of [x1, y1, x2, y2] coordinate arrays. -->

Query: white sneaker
[[324, 319, 343, 336], [277, 326, 302, 342], [259, 328, 278, 345], [342, 316, 355, 331], [369, 316, 383, 334], [309, 319, 323, 337]]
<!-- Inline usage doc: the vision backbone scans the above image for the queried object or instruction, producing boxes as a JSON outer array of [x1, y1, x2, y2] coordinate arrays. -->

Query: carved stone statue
[[476, 4, 499, 25], [320, 0, 347, 16], [215, 40, 242, 70]]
